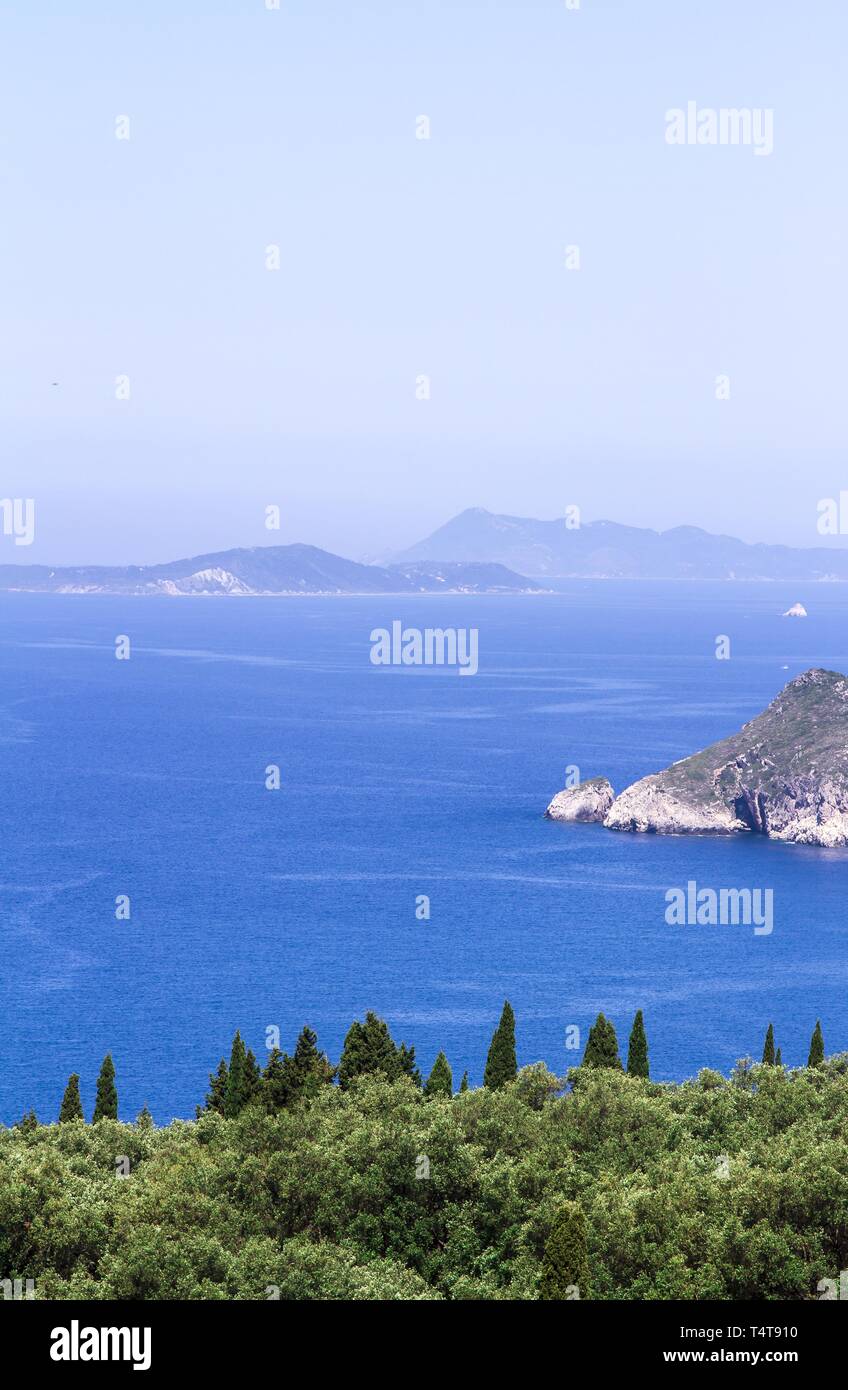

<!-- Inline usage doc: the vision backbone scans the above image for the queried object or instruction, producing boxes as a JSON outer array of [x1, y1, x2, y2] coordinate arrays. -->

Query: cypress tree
[[762, 1023, 775, 1066], [484, 1000, 517, 1089], [582, 1013, 622, 1069], [224, 1031, 248, 1117], [807, 1020, 825, 1068], [626, 1010, 649, 1079], [424, 1051, 453, 1098], [459, 1071, 469, 1093], [775, 1047, 783, 1068], [243, 1048, 262, 1105], [359, 1011, 398, 1076], [338, 1012, 405, 1088], [292, 1024, 321, 1071], [136, 1105, 153, 1129], [338, 1020, 363, 1087], [397, 1041, 422, 1088], [261, 1046, 290, 1111], [263, 1028, 335, 1111], [540, 1202, 590, 1300], [292, 1025, 335, 1096], [16, 1110, 38, 1133], [59, 1073, 84, 1123], [290, 1025, 334, 1095], [93, 1053, 118, 1122], [338, 1020, 365, 1088], [204, 1058, 229, 1115]]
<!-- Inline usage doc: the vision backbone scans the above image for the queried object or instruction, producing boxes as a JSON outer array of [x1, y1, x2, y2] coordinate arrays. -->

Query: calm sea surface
[[1, 583, 847, 1123]]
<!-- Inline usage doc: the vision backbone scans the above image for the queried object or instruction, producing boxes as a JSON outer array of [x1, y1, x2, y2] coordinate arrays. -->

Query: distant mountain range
[[393, 508, 848, 581], [0, 544, 543, 596], [5, 508, 848, 595]]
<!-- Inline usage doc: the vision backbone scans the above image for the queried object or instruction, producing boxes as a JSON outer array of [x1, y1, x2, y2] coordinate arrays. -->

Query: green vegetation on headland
[[2, 1008, 847, 1301]]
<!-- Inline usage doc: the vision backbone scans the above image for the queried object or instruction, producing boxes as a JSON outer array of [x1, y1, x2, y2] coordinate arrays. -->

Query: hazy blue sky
[[2, 0, 847, 564]]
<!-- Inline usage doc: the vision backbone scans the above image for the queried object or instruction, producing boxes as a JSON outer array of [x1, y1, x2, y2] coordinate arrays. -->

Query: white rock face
[[153, 568, 255, 596], [782, 602, 807, 617], [602, 775, 746, 835], [545, 777, 616, 823], [603, 757, 848, 847], [600, 669, 848, 848], [745, 776, 848, 847]]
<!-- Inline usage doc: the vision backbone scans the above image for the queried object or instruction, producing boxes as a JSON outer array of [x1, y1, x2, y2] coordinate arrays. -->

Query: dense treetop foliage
[[2, 1010, 846, 1301]]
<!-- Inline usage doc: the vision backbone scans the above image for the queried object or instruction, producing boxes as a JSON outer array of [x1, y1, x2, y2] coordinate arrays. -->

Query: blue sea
[[2, 583, 847, 1124]]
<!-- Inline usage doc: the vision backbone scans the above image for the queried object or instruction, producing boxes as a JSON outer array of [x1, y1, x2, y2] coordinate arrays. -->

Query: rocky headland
[[545, 777, 616, 823], [546, 669, 848, 848]]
